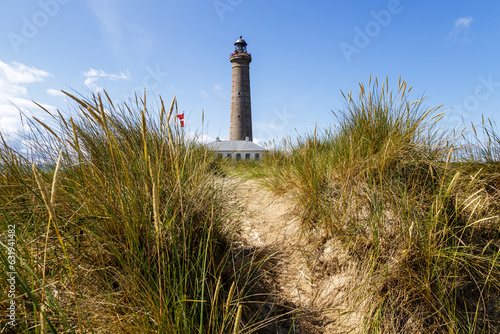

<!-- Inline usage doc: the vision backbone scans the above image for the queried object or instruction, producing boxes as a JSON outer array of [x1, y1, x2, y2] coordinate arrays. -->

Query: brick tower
[[229, 36, 253, 141]]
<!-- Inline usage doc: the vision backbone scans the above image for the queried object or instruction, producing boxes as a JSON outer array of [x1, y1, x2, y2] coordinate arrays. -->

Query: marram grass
[[3, 78, 500, 333], [0, 92, 263, 333], [241, 77, 500, 333]]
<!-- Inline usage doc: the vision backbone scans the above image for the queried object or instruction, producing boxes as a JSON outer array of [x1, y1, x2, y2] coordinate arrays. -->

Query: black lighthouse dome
[[234, 36, 247, 53]]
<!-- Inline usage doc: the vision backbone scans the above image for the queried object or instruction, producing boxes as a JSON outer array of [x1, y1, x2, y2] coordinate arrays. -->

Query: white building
[[206, 137, 266, 161]]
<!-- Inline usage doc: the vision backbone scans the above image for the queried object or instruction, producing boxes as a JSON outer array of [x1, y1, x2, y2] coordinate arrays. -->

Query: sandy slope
[[225, 177, 366, 333]]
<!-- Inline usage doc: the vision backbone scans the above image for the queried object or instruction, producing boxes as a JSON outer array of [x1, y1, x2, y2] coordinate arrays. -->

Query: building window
[[227, 153, 232, 159], [236, 153, 241, 161], [217, 153, 223, 159], [245, 153, 251, 160], [255, 153, 260, 161]]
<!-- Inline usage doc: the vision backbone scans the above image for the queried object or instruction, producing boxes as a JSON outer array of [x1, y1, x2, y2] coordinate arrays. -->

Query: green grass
[[239, 77, 500, 333], [0, 92, 279, 333], [3, 77, 500, 333]]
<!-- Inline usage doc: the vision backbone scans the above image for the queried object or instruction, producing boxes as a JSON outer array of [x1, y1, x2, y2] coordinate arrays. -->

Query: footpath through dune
[[224, 177, 365, 334]]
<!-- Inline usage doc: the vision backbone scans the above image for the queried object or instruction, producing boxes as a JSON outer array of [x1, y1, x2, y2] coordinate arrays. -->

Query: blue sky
[[1, 0, 500, 146]]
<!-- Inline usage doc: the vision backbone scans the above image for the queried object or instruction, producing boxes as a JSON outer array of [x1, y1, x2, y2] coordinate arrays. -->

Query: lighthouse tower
[[229, 36, 253, 141], [206, 36, 265, 160]]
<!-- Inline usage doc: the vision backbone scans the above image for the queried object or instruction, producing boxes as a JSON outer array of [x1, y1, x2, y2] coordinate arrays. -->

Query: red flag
[[176, 112, 185, 127]]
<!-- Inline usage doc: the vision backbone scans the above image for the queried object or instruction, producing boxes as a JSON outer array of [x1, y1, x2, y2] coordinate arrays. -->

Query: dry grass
[[3, 77, 500, 333], [0, 91, 292, 333], [235, 77, 500, 333]]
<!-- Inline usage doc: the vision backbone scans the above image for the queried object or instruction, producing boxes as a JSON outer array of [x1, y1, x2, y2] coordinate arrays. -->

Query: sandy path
[[225, 177, 364, 333]]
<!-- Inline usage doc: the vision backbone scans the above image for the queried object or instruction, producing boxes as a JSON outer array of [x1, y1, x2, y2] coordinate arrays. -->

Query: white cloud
[[83, 68, 129, 80], [0, 104, 23, 134], [0, 96, 56, 135], [200, 89, 209, 98], [83, 68, 130, 91], [186, 132, 218, 144], [448, 16, 474, 42], [46, 88, 65, 97], [0, 60, 51, 96], [214, 83, 222, 91], [0, 59, 54, 135], [253, 137, 268, 147], [454, 17, 473, 30]]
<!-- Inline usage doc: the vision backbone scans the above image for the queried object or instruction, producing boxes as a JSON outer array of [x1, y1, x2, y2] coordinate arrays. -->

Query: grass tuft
[[0, 91, 270, 333], [244, 77, 500, 333]]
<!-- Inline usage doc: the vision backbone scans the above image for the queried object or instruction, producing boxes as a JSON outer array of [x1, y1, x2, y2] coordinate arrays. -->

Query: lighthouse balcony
[[230, 51, 252, 58]]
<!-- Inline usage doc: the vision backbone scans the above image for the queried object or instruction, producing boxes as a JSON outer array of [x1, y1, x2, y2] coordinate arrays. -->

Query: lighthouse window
[[238, 92, 241, 96], [238, 115, 241, 120]]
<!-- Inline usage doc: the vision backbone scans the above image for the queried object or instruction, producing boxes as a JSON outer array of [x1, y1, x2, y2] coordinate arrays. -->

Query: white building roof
[[205, 140, 266, 152]]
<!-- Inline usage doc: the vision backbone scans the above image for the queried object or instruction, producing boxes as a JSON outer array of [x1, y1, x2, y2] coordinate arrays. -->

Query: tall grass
[[0, 92, 256, 333], [250, 77, 500, 333]]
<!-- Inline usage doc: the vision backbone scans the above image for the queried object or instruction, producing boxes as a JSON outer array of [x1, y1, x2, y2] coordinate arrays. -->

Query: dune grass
[[242, 77, 500, 333], [0, 92, 273, 333], [3, 77, 500, 333]]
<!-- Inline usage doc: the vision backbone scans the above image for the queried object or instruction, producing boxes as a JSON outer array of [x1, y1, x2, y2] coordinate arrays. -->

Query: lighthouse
[[229, 36, 253, 141], [206, 36, 265, 160]]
